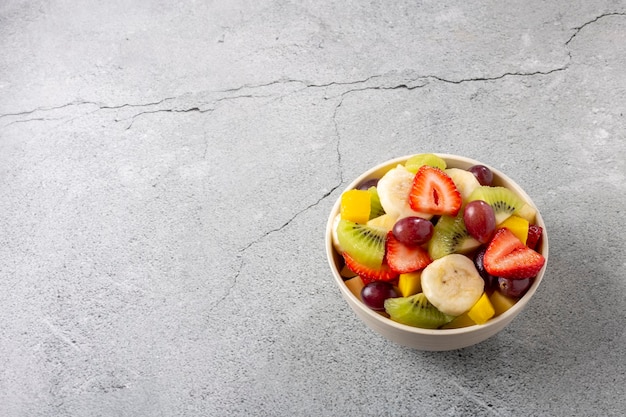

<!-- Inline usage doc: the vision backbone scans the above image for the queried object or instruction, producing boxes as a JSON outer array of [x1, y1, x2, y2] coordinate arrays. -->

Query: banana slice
[[445, 168, 480, 202], [377, 164, 433, 220], [331, 214, 343, 254], [420, 254, 484, 316]]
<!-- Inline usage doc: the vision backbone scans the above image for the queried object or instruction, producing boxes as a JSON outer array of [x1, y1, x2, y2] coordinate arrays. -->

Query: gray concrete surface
[[1, 1, 625, 416]]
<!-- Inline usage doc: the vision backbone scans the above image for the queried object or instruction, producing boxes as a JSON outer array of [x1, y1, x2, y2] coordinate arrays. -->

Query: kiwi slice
[[367, 186, 386, 219], [404, 153, 447, 173], [428, 214, 481, 260], [467, 186, 525, 225], [336, 219, 387, 268], [384, 293, 455, 329]]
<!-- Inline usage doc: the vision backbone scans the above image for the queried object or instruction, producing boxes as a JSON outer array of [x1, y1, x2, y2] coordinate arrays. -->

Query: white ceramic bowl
[[325, 154, 549, 351]]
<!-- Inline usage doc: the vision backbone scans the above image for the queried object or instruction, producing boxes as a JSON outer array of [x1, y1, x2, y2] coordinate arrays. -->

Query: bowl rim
[[325, 153, 549, 336]]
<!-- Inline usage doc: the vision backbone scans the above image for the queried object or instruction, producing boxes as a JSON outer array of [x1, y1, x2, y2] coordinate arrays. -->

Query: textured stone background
[[1, 1, 625, 416]]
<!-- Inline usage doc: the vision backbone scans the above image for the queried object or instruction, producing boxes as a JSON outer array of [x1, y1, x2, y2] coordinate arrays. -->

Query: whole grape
[[473, 247, 497, 289], [361, 281, 399, 311], [468, 165, 494, 186], [463, 200, 496, 244], [356, 178, 379, 190], [392, 216, 434, 246], [498, 277, 532, 298]]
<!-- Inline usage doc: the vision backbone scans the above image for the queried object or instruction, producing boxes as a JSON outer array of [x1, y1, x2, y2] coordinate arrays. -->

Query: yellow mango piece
[[340, 264, 357, 279], [340, 189, 371, 224], [467, 292, 495, 324], [489, 290, 517, 317], [398, 272, 422, 297], [441, 312, 476, 329], [498, 215, 529, 245], [344, 276, 365, 301], [367, 213, 397, 231]]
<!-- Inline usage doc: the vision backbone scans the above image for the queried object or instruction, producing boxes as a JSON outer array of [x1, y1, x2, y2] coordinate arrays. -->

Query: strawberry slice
[[409, 165, 462, 216], [484, 228, 545, 279], [343, 252, 398, 282], [526, 224, 543, 250], [385, 232, 432, 273]]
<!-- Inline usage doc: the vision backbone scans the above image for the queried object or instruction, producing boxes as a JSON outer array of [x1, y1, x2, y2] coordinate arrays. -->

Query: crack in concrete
[[123, 107, 213, 130], [0, 97, 179, 120], [209, 253, 243, 314], [4, 116, 67, 126], [120, 93, 274, 130], [331, 95, 346, 191], [0, 65, 571, 127], [215, 78, 300, 94], [4, 10, 625, 125], [304, 74, 386, 89], [96, 97, 178, 111], [565, 12, 626, 46], [0, 101, 91, 119], [209, 93, 347, 314], [0, 93, 264, 126], [429, 66, 568, 84], [210, 180, 343, 313], [319, 79, 431, 101]]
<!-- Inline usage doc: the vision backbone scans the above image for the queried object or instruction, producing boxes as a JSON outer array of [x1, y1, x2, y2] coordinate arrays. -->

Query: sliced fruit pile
[[333, 153, 546, 329]]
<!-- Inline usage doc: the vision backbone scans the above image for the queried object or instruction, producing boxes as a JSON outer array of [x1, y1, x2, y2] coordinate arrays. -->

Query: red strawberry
[[409, 165, 462, 216], [343, 253, 398, 282], [526, 224, 543, 250], [385, 232, 432, 273], [484, 228, 545, 279]]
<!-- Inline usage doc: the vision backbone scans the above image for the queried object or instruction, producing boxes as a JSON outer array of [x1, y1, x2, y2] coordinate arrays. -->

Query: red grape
[[498, 277, 531, 298], [468, 165, 494, 186], [392, 216, 434, 246], [473, 247, 497, 289], [361, 281, 399, 311], [356, 178, 379, 190], [463, 200, 496, 244]]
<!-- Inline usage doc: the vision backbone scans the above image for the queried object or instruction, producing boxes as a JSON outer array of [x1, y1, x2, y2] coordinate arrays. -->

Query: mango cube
[[340, 264, 357, 279], [397, 272, 422, 297], [340, 189, 371, 224], [467, 292, 495, 325], [499, 215, 529, 245], [441, 312, 476, 329], [344, 276, 365, 301], [489, 290, 517, 317]]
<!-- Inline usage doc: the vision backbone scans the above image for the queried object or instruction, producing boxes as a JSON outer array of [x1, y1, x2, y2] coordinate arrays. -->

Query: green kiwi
[[367, 186, 386, 219], [405, 153, 447, 173], [336, 219, 387, 268], [467, 186, 525, 225], [384, 293, 455, 329], [428, 214, 481, 260]]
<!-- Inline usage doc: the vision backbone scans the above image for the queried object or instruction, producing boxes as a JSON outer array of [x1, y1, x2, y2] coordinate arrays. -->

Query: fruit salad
[[331, 153, 546, 329]]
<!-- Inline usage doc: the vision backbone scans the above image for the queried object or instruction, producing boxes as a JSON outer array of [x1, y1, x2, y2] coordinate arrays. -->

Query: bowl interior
[[325, 154, 549, 346]]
